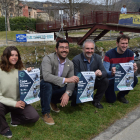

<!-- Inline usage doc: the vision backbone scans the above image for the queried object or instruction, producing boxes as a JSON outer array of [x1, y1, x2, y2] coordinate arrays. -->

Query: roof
[[37, 9, 45, 13]]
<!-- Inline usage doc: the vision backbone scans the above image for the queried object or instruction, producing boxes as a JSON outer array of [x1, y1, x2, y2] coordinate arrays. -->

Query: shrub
[[0, 17, 5, 31], [10, 17, 36, 31]]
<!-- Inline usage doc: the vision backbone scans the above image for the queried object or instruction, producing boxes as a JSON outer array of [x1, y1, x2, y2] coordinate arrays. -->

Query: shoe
[[50, 102, 60, 113], [92, 101, 103, 109], [3, 129, 12, 138], [42, 113, 55, 125], [10, 123, 18, 127], [117, 96, 129, 104]]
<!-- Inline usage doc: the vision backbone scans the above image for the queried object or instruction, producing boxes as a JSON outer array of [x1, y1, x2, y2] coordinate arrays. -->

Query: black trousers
[[94, 77, 109, 102], [105, 75, 138, 103], [0, 103, 39, 134]]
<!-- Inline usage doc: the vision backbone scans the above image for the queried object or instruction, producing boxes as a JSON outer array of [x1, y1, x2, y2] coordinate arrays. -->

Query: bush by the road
[[0, 17, 36, 31]]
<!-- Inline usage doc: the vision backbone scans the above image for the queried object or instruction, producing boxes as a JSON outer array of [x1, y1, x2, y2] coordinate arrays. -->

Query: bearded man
[[40, 39, 79, 125], [72, 39, 108, 109]]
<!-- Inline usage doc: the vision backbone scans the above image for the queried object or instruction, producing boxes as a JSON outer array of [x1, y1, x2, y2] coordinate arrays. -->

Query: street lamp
[[5, 9, 7, 45]]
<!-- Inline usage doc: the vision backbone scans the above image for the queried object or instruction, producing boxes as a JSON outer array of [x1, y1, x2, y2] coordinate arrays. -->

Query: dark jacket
[[72, 53, 107, 80]]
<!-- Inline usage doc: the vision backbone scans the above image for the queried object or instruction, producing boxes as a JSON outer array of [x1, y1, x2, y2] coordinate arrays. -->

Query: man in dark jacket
[[72, 39, 108, 109]]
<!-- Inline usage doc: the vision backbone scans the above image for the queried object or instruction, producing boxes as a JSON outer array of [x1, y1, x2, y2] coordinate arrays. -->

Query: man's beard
[[57, 52, 67, 60], [85, 53, 92, 58]]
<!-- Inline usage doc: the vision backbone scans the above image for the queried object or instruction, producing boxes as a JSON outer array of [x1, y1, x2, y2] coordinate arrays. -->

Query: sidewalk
[[92, 105, 140, 140]]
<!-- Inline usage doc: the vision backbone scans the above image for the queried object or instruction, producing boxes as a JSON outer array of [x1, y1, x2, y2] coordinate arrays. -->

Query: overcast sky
[[23, 0, 105, 4]]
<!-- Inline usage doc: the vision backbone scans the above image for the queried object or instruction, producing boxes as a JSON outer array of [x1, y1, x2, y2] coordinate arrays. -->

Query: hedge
[[0, 17, 36, 31], [0, 17, 5, 31]]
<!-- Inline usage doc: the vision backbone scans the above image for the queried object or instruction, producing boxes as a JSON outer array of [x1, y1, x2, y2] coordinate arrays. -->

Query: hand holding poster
[[114, 63, 134, 91], [18, 68, 40, 104], [76, 72, 96, 104]]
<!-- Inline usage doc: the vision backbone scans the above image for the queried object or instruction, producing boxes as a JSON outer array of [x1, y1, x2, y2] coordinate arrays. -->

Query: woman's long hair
[[0, 46, 24, 72]]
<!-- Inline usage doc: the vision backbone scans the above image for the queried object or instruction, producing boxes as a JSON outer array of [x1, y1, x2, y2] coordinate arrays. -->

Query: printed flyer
[[114, 62, 134, 91], [76, 72, 96, 104], [18, 68, 40, 104]]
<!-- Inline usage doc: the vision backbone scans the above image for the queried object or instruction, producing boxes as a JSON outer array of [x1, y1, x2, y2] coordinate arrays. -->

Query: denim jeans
[[40, 80, 76, 115]]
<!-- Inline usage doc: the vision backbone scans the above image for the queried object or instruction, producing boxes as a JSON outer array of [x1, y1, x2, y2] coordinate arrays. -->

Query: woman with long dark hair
[[0, 46, 39, 138]]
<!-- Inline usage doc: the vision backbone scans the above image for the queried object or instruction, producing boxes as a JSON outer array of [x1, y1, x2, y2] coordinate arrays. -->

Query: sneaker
[[50, 102, 60, 113], [92, 101, 103, 109], [3, 129, 12, 138], [10, 123, 18, 127], [117, 96, 129, 104], [42, 113, 55, 125]]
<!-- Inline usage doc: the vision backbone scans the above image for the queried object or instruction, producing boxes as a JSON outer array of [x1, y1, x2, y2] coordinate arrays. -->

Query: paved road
[[92, 105, 140, 140], [110, 118, 140, 140]]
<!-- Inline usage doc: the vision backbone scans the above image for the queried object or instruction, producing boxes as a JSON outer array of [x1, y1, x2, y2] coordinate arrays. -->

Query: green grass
[[0, 78, 140, 140], [96, 36, 140, 52], [0, 31, 26, 41], [0, 30, 140, 53], [0, 45, 82, 65], [0, 31, 140, 139]]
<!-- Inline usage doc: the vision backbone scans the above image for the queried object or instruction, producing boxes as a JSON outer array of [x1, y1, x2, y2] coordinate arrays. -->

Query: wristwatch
[[66, 91, 72, 96]]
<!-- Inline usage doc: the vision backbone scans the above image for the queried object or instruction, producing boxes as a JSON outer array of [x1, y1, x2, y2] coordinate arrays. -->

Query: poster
[[118, 14, 140, 27], [18, 68, 40, 104], [16, 33, 54, 42], [26, 33, 54, 42], [114, 63, 134, 91], [16, 34, 27, 42], [76, 72, 96, 104]]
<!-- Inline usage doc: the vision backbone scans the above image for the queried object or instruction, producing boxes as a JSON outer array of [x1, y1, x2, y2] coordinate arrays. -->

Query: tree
[[97, 0, 140, 12], [0, 0, 19, 31], [98, 0, 121, 11], [56, 0, 94, 19]]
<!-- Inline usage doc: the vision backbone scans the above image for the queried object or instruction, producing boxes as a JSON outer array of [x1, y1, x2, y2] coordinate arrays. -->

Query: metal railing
[[26, 25, 36, 32], [36, 11, 140, 32], [36, 11, 118, 31]]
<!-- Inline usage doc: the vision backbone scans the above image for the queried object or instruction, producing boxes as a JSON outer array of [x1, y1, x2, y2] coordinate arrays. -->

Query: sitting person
[[72, 39, 109, 109], [103, 35, 138, 104], [40, 39, 79, 125], [0, 46, 39, 138]]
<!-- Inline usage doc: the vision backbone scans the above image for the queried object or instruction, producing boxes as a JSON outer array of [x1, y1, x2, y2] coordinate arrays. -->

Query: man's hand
[[95, 69, 102, 77], [111, 67, 116, 76], [133, 63, 138, 73], [64, 76, 79, 83], [60, 93, 69, 107], [26, 67, 34, 72], [15, 101, 25, 109]]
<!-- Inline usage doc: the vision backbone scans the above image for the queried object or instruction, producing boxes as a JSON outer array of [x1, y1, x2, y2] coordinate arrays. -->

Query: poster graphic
[[26, 33, 54, 42], [118, 14, 140, 27], [114, 63, 134, 91], [18, 68, 40, 104], [16, 33, 54, 42], [76, 72, 96, 104], [16, 34, 27, 42]]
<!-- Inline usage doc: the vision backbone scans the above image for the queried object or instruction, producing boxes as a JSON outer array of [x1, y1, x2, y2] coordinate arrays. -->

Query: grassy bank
[[0, 79, 140, 140], [0, 44, 82, 65], [0, 31, 26, 41]]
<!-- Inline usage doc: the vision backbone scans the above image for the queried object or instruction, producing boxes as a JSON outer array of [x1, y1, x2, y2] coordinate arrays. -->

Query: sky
[[22, 0, 105, 4]]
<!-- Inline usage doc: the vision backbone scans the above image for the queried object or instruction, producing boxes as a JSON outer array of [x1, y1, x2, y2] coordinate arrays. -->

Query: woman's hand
[[15, 101, 25, 109]]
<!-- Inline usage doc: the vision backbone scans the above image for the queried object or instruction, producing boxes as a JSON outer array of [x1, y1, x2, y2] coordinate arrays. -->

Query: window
[[10, 13, 13, 17]]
